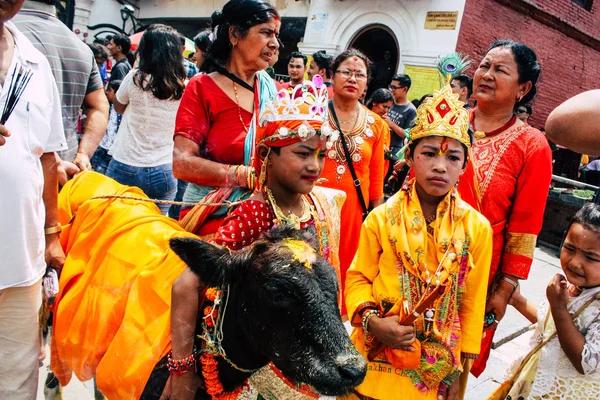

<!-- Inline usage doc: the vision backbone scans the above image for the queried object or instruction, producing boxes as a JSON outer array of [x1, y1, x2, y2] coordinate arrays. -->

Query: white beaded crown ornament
[[258, 76, 338, 148]]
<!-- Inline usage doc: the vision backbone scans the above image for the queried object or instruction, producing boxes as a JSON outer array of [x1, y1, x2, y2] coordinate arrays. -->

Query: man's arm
[[546, 90, 600, 155], [41, 152, 65, 274], [72, 88, 109, 171]]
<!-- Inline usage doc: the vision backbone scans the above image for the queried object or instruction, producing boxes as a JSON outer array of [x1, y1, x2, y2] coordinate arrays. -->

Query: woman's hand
[[484, 278, 516, 328], [368, 316, 415, 350], [547, 273, 569, 310], [160, 373, 200, 400]]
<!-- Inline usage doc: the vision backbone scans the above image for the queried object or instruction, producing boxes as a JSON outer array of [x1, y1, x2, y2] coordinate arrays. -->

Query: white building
[[77, 0, 466, 99]]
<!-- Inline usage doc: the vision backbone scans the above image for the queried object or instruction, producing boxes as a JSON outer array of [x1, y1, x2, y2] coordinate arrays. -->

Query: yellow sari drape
[[51, 171, 197, 399]]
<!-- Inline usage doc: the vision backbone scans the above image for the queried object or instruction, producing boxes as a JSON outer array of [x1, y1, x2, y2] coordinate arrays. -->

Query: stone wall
[[456, 0, 600, 129]]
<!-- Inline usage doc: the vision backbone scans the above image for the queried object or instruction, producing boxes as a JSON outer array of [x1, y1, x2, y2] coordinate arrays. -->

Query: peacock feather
[[436, 52, 471, 86]]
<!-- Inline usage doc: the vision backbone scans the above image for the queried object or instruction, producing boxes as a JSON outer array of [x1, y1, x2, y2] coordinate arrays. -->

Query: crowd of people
[[1, 0, 600, 399]]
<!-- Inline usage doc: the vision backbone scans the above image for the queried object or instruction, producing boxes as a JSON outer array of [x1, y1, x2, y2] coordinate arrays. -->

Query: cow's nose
[[336, 353, 367, 384]]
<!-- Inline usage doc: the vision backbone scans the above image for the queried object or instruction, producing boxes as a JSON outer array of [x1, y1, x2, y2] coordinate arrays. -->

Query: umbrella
[[129, 32, 195, 57]]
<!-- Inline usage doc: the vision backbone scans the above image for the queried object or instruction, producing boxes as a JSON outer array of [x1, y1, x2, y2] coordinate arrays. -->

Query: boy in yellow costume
[[345, 56, 493, 400]]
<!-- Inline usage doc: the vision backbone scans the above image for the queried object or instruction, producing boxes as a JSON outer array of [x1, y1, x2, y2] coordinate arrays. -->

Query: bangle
[[231, 165, 241, 187], [225, 165, 232, 187], [167, 348, 197, 375], [44, 224, 62, 235], [247, 166, 256, 190], [501, 276, 519, 292], [362, 309, 379, 334]]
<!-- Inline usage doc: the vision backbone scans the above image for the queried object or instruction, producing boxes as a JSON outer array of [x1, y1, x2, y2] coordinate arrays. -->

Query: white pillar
[[72, 0, 94, 42]]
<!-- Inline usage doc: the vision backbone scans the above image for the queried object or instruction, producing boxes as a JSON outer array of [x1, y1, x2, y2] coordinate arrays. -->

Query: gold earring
[[258, 148, 271, 190]]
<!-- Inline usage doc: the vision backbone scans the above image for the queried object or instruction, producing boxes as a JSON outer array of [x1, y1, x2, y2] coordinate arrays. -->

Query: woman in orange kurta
[[457, 40, 553, 376], [319, 50, 386, 314]]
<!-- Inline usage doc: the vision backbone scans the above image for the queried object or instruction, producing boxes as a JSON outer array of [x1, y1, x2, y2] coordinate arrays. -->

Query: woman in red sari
[[173, 0, 279, 237], [458, 40, 553, 377]]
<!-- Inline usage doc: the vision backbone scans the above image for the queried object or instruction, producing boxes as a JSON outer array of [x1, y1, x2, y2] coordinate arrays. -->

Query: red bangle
[[167, 348, 197, 375]]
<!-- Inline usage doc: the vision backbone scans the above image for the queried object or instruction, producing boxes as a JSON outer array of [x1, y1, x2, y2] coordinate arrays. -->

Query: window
[[572, 0, 593, 11]]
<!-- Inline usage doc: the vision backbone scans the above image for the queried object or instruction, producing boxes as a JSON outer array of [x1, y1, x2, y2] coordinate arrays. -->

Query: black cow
[[142, 226, 366, 399]]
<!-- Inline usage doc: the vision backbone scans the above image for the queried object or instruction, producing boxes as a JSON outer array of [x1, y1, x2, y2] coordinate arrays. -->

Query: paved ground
[[37, 246, 562, 399], [465, 246, 562, 399]]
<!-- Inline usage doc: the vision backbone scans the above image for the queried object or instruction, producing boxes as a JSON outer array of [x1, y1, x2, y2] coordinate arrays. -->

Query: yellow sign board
[[424, 11, 459, 30], [403, 65, 441, 102]]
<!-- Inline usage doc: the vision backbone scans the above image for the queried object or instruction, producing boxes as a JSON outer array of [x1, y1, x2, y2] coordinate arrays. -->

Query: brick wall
[[456, 0, 600, 129]]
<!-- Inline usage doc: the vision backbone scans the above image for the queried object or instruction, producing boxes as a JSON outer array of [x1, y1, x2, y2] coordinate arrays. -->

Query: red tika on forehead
[[353, 56, 359, 61], [439, 137, 449, 156]]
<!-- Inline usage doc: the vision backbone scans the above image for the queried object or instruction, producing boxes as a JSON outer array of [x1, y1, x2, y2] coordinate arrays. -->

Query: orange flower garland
[[201, 353, 243, 400], [200, 287, 244, 400]]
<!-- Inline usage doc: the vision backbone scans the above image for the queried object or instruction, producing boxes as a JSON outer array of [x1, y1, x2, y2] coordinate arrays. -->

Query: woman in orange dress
[[319, 50, 386, 314], [457, 40, 553, 376]]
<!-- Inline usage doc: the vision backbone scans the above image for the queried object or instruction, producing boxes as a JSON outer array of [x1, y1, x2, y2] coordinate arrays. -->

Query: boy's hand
[[547, 273, 569, 310], [369, 316, 416, 350], [508, 282, 522, 307], [160, 373, 199, 400]]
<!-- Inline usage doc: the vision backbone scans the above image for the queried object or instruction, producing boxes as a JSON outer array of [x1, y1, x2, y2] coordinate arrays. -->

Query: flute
[[367, 284, 446, 362]]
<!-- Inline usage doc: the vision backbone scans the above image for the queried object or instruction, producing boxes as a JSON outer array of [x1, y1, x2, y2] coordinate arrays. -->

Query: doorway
[[349, 25, 399, 99]]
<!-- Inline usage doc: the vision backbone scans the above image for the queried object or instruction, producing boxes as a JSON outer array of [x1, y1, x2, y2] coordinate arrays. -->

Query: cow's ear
[[170, 237, 233, 287]]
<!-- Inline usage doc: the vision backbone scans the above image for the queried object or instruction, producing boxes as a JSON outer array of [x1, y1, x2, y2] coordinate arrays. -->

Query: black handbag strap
[[328, 100, 369, 219]]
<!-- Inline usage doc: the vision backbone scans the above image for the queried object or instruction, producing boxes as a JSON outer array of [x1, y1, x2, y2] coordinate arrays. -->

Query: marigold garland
[[198, 288, 245, 400]]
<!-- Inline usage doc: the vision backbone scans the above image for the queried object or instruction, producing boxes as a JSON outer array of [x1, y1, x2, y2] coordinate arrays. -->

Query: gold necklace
[[232, 81, 249, 133], [264, 187, 313, 229], [335, 104, 361, 125]]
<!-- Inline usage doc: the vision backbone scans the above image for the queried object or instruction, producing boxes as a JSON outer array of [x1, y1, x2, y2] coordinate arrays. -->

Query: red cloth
[[459, 112, 552, 376], [461, 120, 552, 282], [324, 84, 334, 99], [280, 81, 304, 99], [174, 74, 252, 165], [213, 200, 313, 250], [213, 201, 274, 249]]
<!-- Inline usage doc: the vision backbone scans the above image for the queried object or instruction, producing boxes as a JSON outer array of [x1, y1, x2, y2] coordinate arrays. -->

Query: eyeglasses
[[388, 84, 405, 91], [335, 69, 368, 80], [515, 109, 528, 114]]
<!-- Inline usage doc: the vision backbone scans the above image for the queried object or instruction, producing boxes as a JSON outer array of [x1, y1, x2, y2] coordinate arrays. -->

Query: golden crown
[[408, 84, 471, 148], [407, 52, 471, 148]]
